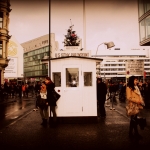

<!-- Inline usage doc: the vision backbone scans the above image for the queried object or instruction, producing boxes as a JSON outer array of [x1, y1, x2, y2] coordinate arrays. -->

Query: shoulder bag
[[52, 90, 60, 102], [126, 102, 140, 116]]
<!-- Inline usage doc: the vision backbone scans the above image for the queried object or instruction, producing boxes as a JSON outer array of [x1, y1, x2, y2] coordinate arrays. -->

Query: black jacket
[[46, 82, 56, 106], [97, 82, 107, 100]]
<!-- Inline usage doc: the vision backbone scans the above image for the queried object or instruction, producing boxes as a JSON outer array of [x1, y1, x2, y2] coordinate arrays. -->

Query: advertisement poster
[[4, 57, 18, 78]]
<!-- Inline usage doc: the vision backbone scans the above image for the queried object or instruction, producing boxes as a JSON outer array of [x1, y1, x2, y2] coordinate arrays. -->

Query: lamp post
[[95, 41, 115, 55], [96, 41, 115, 110], [96, 41, 115, 79]]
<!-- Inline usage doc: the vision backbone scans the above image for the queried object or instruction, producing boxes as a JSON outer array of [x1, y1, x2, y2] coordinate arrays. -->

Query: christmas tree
[[63, 20, 80, 46]]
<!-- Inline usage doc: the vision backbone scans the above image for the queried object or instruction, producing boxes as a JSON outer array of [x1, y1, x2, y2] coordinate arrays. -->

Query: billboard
[[4, 57, 17, 77], [4, 36, 23, 78]]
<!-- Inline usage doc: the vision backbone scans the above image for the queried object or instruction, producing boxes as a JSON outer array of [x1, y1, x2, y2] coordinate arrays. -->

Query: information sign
[[125, 60, 144, 75]]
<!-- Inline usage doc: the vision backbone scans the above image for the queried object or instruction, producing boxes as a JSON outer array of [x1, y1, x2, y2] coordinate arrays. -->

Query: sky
[[9, 0, 148, 54], [9, 0, 49, 44], [51, 0, 149, 54]]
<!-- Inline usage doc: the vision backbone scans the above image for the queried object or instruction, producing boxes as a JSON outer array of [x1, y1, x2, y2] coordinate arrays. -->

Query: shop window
[[66, 68, 79, 87], [0, 41, 2, 58], [53, 72, 61, 87], [84, 72, 92, 86]]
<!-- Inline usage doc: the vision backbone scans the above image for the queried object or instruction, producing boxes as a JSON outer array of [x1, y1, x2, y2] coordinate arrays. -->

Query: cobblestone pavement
[[0, 106, 150, 150]]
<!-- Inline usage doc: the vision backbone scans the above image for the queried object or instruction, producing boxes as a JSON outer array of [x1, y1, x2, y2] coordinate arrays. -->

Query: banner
[[4, 57, 18, 78]]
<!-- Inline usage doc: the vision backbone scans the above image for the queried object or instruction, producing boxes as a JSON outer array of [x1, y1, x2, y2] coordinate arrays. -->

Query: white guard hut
[[42, 55, 103, 122]]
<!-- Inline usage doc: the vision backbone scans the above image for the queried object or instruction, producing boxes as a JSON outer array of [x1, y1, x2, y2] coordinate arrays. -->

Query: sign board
[[125, 60, 144, 75], [4, 57, 18, 77], [55, 50, 91, 58]]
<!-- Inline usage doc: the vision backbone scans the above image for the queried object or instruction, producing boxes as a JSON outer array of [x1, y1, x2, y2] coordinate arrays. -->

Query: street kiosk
[[42, 56, 103, 122]]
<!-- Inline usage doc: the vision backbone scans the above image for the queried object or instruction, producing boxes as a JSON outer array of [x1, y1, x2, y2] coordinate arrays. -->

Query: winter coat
[[97, 82, 107, 101], [126, 86, 144, 110], [46, 82, 56, 106]]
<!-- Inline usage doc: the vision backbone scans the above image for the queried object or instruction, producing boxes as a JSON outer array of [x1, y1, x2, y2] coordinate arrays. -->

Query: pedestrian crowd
[[0, 81, 43, 101]]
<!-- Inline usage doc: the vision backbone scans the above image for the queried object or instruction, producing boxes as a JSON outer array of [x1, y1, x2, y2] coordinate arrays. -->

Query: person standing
[[45, 77, 57, 127], [22, 83, 26, 98], [38, 82, 49, 126], [97, 78, 107, 118], [126, 76, 144, 140]]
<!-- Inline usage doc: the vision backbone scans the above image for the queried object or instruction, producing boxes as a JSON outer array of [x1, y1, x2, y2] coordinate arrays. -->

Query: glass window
[[0, 12, 3, 28], [53, 72, 61, 87], [0, 41, 2, 58], [45, 46, 49, 52], [84, 72, 92, 86], [138, 0, 144, 17], [145, 16, 150, 38], [139, 19, 146, 41], [145, 0, 150, 12], [66, 68, 79, 87]]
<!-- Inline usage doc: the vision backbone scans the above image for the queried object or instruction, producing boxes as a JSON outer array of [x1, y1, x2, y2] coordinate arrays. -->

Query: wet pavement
[[0, 99, 150, 150], [0, 96, 36, 130]]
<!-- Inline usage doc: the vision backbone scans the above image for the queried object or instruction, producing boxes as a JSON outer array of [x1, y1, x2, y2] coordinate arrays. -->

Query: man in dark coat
[[45, 77, 56, 127], [97, 78, 107, 118]]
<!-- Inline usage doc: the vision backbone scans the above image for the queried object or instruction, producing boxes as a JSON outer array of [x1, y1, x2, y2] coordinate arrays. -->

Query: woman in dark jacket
[[45, 77, 57, 127]]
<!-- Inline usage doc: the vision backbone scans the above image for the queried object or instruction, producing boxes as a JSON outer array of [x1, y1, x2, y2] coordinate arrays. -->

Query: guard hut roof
[[41, 56, 103, 61]]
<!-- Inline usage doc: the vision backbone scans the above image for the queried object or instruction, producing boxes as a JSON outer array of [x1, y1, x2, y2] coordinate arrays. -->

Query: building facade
[[21, 33, 58, 82], [138, 0, 150, 46], [92, 48, 150, 82], [0, 0, 11, 84]]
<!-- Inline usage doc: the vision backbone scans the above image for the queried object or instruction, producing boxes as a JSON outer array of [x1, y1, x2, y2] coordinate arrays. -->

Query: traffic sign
[[125, 60, 144, 75]]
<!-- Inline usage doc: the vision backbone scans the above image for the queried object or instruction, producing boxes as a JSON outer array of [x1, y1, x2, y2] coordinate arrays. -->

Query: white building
[[91, 48, 150, 81]]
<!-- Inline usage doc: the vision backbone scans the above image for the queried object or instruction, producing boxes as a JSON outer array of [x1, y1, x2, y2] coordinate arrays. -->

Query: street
[[0, 95, 36, 130], [0, 93, 150, 149]]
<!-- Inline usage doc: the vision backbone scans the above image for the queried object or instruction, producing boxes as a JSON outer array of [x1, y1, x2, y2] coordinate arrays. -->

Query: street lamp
[[96, 41, 115, 55]]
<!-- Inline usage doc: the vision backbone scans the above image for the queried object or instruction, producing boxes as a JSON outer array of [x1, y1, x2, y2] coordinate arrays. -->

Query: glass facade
[[0, 12, 3, 28], [139, 0, 150, 45], [24, 46, 49, 78], [0, 41, 2, 58]]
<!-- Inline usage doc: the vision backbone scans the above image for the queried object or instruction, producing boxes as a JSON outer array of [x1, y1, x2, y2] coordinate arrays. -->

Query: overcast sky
[[9, 0, 147, 53], [9, 0, 49, 44]]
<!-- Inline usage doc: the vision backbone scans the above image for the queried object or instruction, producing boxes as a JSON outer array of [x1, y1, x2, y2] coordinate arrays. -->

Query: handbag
[[52, 90, 60, 102], [36, 94, 47, 108], [137, 111, 147, 130], [126, 102, 140, 116], [137, 117, 147, 130]]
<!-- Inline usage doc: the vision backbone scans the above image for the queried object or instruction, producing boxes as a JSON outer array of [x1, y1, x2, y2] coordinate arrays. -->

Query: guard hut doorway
[[42, 56, 103, 122]]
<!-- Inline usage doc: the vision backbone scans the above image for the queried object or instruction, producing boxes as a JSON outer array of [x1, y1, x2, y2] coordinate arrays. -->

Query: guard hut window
[[0, 41, 2, 58], [84, 72, 92, 86], [53, 72, 61, 87], [66, 68, 79, 87], [0, 12, 3, 28]]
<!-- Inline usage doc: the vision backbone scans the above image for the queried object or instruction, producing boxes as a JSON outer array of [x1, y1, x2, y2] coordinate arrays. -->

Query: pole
[[83, 0, 86, 50]]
